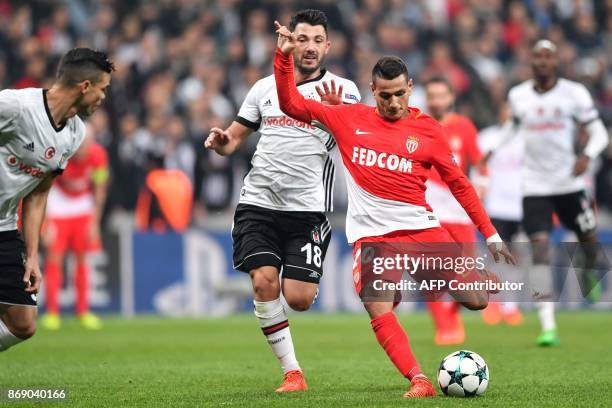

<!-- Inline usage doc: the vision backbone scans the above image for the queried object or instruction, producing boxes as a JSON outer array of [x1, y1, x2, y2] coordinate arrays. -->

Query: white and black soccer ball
[[437, 350, 489, 397]]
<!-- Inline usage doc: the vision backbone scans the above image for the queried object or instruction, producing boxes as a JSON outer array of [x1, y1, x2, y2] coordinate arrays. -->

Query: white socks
[[0, 319, 22, 351], [537, 302, 556, 332], [530, 264, 556, 332], [254, 298, 300, 373]]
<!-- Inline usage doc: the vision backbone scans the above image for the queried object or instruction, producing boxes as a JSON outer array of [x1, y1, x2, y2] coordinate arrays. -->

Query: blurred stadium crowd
[[0, 0, 611, 227]]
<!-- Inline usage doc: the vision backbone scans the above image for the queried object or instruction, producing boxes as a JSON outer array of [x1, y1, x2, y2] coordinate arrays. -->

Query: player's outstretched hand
[[316, 79, 344, 105], [205, 127, 230, 151], [572, 153, 589, 176], [23, 257, 42, 294], [487, 241, 516, 265], [274, 21, 296, 56]]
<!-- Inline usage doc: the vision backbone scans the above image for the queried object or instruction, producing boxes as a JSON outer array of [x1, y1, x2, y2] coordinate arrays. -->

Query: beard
[[295, 52, 326, 76]]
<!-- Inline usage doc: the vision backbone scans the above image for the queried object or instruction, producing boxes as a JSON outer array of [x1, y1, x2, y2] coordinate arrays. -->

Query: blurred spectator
[[0, 0, 609, 225]]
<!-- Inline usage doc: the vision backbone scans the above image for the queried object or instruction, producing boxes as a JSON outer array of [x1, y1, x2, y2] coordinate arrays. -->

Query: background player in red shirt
[[40, 130, 109, 330], [424, 76, 489, 345], [274, 22, 514, 399]]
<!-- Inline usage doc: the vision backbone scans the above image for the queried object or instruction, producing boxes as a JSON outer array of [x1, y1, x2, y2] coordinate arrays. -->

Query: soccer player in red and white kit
[[274, 22, 514, 398], [424, 76, 489, 345], [40, 131, 109, 330]]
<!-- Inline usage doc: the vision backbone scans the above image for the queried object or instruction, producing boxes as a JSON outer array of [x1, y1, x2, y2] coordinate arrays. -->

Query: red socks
[[44, 260, 62, 314], [371, 311, 422, 380], [75, 261, 89, 315]]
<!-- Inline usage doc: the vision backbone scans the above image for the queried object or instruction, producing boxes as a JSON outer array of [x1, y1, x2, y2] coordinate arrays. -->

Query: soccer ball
[[437, 350, 489, 397]]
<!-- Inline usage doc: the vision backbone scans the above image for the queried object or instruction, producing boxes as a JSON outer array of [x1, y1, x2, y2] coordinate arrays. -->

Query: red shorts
[[441, 223, 476, 244], [352, 226, 490, 305], [46, 215, 93, 255]]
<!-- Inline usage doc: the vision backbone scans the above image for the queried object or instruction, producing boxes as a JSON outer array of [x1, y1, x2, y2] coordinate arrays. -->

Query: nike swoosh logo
[[355, 129, 372, 135]]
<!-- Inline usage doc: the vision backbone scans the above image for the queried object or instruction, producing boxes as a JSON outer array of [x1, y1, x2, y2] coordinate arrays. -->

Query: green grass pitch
[[1, 311, 611, 407]]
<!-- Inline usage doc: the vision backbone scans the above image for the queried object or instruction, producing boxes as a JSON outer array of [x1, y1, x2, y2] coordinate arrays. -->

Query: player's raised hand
[[23, 256, 42, 294], [274, 20, 296, 56], [487, 240, 516, 265], [316, 80, 344, 105], [205, 127, 230, 151]]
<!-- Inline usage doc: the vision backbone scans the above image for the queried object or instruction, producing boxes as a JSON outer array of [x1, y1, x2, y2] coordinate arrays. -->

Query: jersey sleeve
[[0, 90, 22, 144], [235, 81, 261, 130], [274, 48, 345, 134], [342, 80, 361, 104], [429, 130, 497, 239], [572, 84, 599, 125]]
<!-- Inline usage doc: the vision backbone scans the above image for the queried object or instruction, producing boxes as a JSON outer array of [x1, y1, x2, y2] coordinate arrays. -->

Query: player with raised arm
[[424, 76, 489, 345], [484, 40, 609, 346], [274, 22, 514, 398], [0, 48, 113, 351], [204, 10, 360, 393]]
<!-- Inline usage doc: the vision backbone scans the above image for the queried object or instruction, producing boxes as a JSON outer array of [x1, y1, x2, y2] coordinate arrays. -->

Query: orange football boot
[[275, 370, 308, 393], [481, 302, 503, 325], [403, 376, 436, 398], [503, 307, 524, 326]]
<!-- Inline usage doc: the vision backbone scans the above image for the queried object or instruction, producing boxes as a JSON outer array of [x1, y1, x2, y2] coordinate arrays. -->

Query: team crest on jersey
[[406, 136, 419, 154], [44, 147, 56, 160], [311, 226, 321, 244]]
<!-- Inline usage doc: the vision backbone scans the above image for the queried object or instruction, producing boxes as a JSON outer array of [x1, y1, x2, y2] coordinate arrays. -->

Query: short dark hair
[[372, 56, 409, 81], [424, 75, 454, 93], [289, 9, 328, 35], [57, 48, 115, 86]]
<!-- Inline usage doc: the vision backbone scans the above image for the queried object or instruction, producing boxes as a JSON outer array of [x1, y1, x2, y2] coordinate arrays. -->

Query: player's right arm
[[481, 90, 521, 162], [273, 21, 342, 133], [204, 121, 252, 156], [21, 174, 56, 294]]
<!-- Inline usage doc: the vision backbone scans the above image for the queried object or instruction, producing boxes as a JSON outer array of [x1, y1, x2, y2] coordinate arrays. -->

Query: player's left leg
[[523, 196, 558, 346], [353, 240, 435, 398], [0, 230, 38, 350], [72, 215, 102, 330], [554, 191, 601, 302], [0, 304, 37, 351], [427, 223, 473, 345], [40, 218, 68, 330], [363, 301, 436, 398], [281, 213, 331, 311]]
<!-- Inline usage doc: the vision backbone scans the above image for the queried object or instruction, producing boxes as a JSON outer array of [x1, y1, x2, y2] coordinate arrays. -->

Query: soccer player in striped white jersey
[[0, 48, 113, 352], [484, 40, 609, 346], [204, 9, 359, 392]]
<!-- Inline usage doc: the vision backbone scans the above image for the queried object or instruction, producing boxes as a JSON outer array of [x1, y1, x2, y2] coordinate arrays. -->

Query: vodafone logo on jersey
[[6, 155, 48, 178], [406, 136, 419, 154], [352, 147, 412, 173], [263, 115, 316, 130]]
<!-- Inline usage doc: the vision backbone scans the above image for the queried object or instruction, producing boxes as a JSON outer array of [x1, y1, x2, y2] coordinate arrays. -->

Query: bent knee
[[285, 296, 313, 312], [6, 320, 36, 339], [250, 270, 280, 297], [462, 298, 488, 311]]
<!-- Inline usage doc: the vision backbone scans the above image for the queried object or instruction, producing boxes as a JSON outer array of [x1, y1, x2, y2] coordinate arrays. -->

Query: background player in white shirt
[[479, 102, 524, 326], [485, 40, 609, 346], [204, 10, 360, 393], [0, 48, 113, 352]]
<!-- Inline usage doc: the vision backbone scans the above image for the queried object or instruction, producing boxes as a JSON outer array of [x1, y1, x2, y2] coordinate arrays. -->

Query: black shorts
[[522, 190, 597, 237], [232, 204, 331, 284], [0, 230, 37, 306], [490, 218, 521, 242]]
